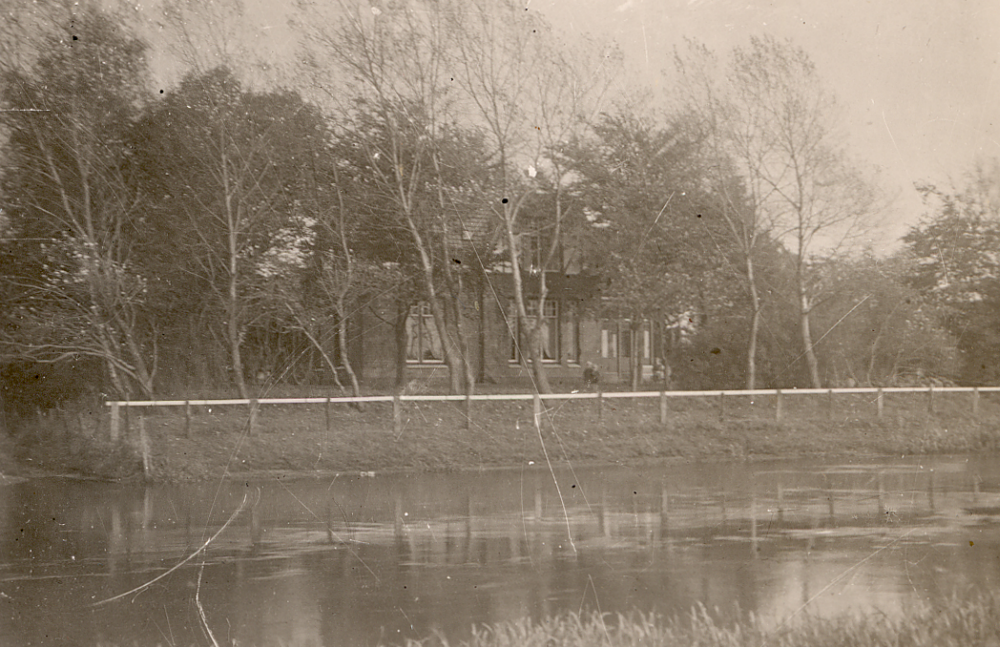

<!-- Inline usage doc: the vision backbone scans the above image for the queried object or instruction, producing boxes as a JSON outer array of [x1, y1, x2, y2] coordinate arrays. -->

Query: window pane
[[421, 311, 443, 361], [405, 306, 421, 361], [406, 302, 444, 363], [521, 316, 535, 361], [561, 303, 578, 363], [539, 317, 556, 360], [541, 300, 558, 361]]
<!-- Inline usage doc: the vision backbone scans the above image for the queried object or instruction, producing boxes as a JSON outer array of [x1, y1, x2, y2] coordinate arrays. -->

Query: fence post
[[876, 388, 884, 419], [597, 387, 603, 423], [325, 397, 331, 433], [775, 389, 783, 421], [659, 390, 667, 425], [533, 392, 541, 430], [465, 392, 472, 431], [393, 395, 402, 436], [184, 400, 192, 438], [927, 384, 935, 414], [718, 391, 725, 421], [973, 387, 980, 418], [109, 402, 120, 443]]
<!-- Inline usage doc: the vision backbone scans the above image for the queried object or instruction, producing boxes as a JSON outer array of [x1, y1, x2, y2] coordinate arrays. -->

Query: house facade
[[350, 268, 670, 389]]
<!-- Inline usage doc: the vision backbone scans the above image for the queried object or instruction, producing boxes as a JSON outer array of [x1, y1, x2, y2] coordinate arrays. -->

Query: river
[[3, 455, 1000, 646]]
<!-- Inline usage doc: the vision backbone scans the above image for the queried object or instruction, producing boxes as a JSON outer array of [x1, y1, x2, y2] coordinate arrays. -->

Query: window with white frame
[[601, 319, 653, 362], [509, 299, 563, 363], [405, 303, 443, 363], [560, 301, 580, 364], [600, 320, 617, 358]]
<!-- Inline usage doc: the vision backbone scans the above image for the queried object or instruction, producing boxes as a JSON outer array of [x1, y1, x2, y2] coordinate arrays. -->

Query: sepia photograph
[[2, 0, 999, 645]]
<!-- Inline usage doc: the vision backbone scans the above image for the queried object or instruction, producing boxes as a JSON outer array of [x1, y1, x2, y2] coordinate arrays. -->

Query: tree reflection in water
[[3, 457, 1000, 646]]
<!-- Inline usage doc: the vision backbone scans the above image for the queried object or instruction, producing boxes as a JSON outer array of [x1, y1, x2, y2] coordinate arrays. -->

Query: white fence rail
[[103, 386, 1000, 442]]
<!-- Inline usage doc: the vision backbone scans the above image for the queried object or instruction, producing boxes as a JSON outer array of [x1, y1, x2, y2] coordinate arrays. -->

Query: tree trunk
[[336, 302, 363, 398], [529, 271, 554, 394], [432, 295, 463, 394], [446, 289, 475, 396], [227, 273, 248, 398], [477, 274, 488, 384], [395, 299, 408, 391], [221, 135, 248, 399], [745, 254, 761, 390], [431, 148, 476, 396], [503, 217, 551, 393], [120, 322, 155, 399], [96, 323, 129, 400], [288, 307, 344, 393], [799, 284, 822, 388], [405, 213, 462, 394]]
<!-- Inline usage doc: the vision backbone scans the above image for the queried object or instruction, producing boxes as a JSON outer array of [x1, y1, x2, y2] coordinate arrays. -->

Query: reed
[[398, 595, 1000, 647]]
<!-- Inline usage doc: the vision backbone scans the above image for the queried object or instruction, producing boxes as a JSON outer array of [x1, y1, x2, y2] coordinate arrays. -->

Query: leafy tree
[[0, 4, 156, 399], [561, 111, 734, 389], [133, 68, 328, 397], [812, 255, 958, 386], [904, 161, 1000, 383]]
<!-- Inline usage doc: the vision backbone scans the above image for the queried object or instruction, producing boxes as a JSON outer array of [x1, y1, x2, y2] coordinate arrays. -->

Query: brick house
[[348, 222, 671, 388]]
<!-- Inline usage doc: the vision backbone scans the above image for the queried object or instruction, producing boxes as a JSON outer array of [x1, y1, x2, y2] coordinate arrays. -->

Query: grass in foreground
[[399, 595, 1000, 647]]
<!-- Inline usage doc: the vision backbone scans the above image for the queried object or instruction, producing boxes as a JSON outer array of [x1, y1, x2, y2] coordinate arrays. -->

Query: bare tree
[[449, 0, 619, 392], [674, 43, 769, 390], [157, 0, 291, 88], [254, 157, 395, 399], [679, 37, 879, 388], [299, 0, 478, 395], [0, 5, 156, 399]]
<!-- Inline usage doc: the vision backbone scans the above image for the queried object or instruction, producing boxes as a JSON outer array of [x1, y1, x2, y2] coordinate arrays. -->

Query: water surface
[[3, 456, 1000, 646]]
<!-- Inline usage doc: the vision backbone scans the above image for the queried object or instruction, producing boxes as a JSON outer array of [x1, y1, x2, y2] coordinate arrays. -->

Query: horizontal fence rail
[[101, 386, 1000, 443], [104, 385, 1000, 408]]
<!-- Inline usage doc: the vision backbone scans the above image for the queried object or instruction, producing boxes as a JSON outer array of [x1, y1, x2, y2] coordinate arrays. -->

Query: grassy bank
[[396, 594, 1000, 647], [6, 388, 1000, 480]]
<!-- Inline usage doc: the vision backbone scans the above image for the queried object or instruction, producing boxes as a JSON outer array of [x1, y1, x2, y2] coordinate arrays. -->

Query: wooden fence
[[105, 386, 1000, 442]]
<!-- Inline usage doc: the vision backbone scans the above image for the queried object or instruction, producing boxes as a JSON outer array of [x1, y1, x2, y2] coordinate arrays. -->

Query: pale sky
[[527, 0, 1000, 249], [149, 0, 999, 251]]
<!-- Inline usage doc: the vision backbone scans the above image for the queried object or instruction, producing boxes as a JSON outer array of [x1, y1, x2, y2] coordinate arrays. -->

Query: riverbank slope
[[6, 390, 1000, 481]]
